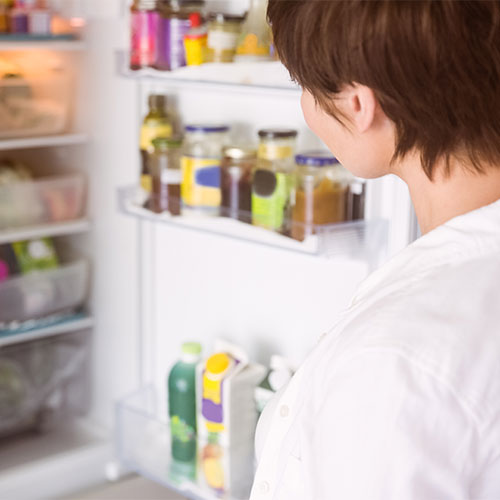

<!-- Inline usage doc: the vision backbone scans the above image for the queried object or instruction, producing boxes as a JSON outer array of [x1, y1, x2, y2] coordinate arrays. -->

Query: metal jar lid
[[258, 128, 298, 140], [295, 150, 339, 167], [185, 124, 230, 133], [222, 146, 257, 160]]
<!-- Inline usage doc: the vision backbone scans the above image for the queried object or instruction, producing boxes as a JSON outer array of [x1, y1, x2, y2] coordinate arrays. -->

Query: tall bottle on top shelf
[[168, 342, 202, 463], [130, 0, 160, 70], [139, 94, 173, 194]]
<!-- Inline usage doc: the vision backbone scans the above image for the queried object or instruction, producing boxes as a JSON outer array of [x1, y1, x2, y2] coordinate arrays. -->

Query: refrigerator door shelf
[[117, 385, 254, 500], [118, 185, 388, 265], [117, 50, 300, 96]]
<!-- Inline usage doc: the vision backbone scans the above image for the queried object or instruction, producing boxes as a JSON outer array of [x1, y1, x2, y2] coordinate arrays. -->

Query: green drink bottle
[[168, 342, 202, 462]]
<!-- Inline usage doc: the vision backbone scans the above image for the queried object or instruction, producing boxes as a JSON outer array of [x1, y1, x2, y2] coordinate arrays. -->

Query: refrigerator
[[0, 1, 418, 499]]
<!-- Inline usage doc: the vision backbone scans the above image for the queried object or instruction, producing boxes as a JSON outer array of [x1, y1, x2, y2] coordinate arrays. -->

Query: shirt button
[[259, 481, 270, 494], [280, 405, 290, 418]]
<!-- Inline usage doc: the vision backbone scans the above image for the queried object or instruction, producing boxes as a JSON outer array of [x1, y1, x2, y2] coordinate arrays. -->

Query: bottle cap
[[258, 128, 298, 140], [189, 12, 202, 27], [182, 342, 202, 356], [152, 136, 183, 149], [206, 353, 231, 374], [295, 150, 339, 167]]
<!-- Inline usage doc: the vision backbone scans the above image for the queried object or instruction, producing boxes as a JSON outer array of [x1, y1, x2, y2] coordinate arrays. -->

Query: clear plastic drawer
[[0, 174, 86, 230], [0, 260, 89, 324]]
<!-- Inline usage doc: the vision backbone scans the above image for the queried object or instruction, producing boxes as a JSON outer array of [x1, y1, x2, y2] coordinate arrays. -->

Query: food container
[[0, 332, 88, 438], [0, 260, 89, 324], [0, 174, 86, 230], [220, 146, 256, 223], [291, 151, 348, 241], [206, 13, 244, 63], [0, 73, 70, 138]]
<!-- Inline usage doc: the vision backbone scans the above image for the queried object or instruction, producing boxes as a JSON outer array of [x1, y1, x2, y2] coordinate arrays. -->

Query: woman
[[251, 1, 500, 499]]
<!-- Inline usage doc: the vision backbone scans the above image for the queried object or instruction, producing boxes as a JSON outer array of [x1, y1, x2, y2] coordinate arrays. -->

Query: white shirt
[[250, 199, 500, 500]]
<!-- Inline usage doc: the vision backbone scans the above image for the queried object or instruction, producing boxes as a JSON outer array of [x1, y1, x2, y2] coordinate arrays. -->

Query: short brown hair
[[268, 0, 500, 178]]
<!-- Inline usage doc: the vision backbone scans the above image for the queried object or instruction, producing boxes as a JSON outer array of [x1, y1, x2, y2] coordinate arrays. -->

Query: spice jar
[[252, 129, 297, 232], [150, 136, 183, 215], [291, 151, 348, 241], [220, 146, 257, 223], [181, 124, 230, 213], [130, 0, 160, 70], [206, 13, 244, 63]]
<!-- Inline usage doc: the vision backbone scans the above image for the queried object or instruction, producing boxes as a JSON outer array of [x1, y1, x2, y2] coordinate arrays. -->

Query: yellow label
[[203, 374, 222, 405], [206, 422, 225, 433], [140, 123, 172, 151], [181, 156, 221, 207], [141, 173, 152, 193], [185, 35, 207, 66], [258, 143, 293, 161]]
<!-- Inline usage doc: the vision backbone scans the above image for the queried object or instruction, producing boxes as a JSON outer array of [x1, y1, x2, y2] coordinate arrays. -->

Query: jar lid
[[258, 128, 298, 139], [223, 146, 257, 160], [295, 150, 339, 167], [185, 124, 230, 133], [208, 12, 245, 23], [152, 136, 183, 149]]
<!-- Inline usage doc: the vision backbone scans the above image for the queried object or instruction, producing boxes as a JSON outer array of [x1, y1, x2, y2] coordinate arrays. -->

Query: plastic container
[[220, 146, 256, 223], [183, 12, 207, 66], [206, 13, 244, 63], [252, 128, 297, 233], [0, 260, 89, 324], [291, 151, 348, 241], [181, 124, 229, 212], [0, 174, 86, 230], [168, 342, 202, 463], [0, 332, 88, 438], [0, 73, 70, 138], [150, 136, 183, 215]]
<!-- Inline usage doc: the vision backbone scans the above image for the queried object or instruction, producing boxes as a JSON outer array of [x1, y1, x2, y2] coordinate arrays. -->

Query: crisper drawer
[[0, 73, 70, 139], [0, 174, 86, 230], [0, 260, 89, 324], [117, 386, 255, 500], [0, 331, 88, 438]]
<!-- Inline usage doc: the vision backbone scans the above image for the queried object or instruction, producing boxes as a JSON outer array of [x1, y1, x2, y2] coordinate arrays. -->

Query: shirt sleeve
[[309, 349, 476, 500]]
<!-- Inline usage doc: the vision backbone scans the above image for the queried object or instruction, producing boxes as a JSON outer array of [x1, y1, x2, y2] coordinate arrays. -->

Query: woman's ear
[[345, 84, 378, 134]]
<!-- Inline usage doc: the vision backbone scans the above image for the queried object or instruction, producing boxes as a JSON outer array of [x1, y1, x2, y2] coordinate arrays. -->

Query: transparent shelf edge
[[118, 185, 389, 265]]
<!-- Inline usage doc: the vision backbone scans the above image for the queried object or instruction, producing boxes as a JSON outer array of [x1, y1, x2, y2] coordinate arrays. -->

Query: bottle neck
[[181, 353, 200, 364]]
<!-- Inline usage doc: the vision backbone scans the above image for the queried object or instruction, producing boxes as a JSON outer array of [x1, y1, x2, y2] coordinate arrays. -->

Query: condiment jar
[[150, 136, 183, 215], [252, 129, 298, 233], [291, 151, 348, 241], [206, 13, 245, 63], [181, 124, 230, 213], [220, 146, 257, 223]]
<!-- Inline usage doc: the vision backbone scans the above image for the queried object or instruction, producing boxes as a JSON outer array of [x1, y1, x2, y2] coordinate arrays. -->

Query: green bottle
[[168, 342, 202, 462]]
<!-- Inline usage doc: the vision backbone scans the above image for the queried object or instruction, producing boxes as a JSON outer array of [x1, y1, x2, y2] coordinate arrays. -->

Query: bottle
[[130, 0, 160, 70], [235, 0, 272, 61], [139, 94, 173, 194], [168, 342, 202, 462], [184, 12, 207, 66], [9, 0, 28, 33]]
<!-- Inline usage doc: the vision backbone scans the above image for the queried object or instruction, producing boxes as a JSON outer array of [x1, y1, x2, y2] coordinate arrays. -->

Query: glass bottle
[[235, 0, 272, 61], [252, 128, 297, 233], [205, 13, 244, 63], [168, 342, 202, 462], [139, 94, 173, 194], [181, 124, 229, 213], [150, 136, 183, 215], [291, 151, 348, 241], [130, 0, 159, 70]]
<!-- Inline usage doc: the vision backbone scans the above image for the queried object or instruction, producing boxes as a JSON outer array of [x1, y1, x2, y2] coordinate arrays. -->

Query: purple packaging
[[155, 15, 191, 71]]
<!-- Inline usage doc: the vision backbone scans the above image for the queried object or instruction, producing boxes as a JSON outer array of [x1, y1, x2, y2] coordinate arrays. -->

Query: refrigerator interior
[[0, 1, 417, 499]]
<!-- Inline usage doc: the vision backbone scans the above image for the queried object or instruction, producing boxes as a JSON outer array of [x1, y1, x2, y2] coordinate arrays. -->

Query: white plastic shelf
[[117, 386, 253, 500], [0, 218, 90, 245], [117, 50, 300, 96], [0, 133, 88, 151], [0, 314, 93, 348], [118, 185, 388, 264]]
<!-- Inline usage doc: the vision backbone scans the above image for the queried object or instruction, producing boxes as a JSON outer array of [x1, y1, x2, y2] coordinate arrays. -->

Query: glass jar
[[150, 136, 183, 215], [220, 146, 257, 223], [206, 13, 244, 63], [291, 151, 348, 241], [155, 0, 205, 71], [181, 124, 230, 213], [252, 129, 297, 233], [130, 0, 159, 70], [235, 0, 272, 62]]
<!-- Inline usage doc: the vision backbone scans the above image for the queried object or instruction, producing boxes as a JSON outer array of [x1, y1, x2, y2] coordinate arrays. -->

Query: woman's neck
[[394, 154, 500, 234]]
